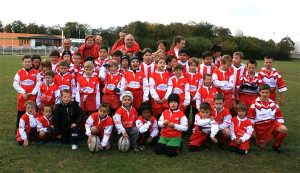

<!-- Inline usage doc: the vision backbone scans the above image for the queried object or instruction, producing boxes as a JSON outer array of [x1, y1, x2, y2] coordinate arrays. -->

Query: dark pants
[[17, 127, 38, 145], [155, 143, 179, 157], [16, 111, 26, 129], [61, 127, 79, 145], [138, 131, 158, 145], [124, 126, 139, 149]]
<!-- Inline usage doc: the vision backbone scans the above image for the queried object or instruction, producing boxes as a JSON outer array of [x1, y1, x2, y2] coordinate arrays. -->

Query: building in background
[[0, 32, 62, 48]]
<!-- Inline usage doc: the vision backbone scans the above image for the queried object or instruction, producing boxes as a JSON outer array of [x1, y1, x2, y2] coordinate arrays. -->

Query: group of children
[[13, 37, 288, 157]]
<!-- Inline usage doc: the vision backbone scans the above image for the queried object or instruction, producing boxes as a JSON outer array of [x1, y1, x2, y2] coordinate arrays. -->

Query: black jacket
[[53, 101, 84, 134]]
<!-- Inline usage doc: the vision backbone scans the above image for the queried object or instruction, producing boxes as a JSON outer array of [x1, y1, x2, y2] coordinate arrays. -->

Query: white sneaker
[[71, 144, 78, 150]]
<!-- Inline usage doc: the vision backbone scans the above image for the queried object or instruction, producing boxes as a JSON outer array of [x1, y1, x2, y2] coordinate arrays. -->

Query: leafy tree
[[47, 25, 62, 35], [0, 21, 4, 32], [277, 36, 295, 59], [11, 20, 27, 33]]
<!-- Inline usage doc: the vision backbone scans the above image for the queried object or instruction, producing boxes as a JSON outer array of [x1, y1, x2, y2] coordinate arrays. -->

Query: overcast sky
[[1, 0, 299, 42]]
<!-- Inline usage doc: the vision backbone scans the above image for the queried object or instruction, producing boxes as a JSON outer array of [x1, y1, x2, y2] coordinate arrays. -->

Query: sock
[[273, 132, 287, 147]]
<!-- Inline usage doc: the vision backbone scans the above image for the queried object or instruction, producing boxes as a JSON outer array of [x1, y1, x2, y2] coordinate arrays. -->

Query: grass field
[[0, 55, 299, 173]]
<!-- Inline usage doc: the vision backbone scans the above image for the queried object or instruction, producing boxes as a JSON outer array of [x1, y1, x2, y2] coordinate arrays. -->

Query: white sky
[[1, 0, 299, 42]]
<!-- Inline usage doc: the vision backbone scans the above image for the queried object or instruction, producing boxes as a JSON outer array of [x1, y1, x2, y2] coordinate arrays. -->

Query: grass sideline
[[0, 55, 299, 173]]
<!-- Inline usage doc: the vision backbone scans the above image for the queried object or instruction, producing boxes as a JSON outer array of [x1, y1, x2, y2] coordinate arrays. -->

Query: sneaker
[[272, 145, 283, 153], [138, 145, 146, 151], [133, 146, 140, 152], [71, 144, 78, 150]]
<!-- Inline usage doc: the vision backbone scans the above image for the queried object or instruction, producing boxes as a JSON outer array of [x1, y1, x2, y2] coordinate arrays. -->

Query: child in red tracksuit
[[198, 51, 216, 76], [229, 102, 253, 155], [195, 74, 218, 110], [149, 57, 170, 117], [100, 60, 125, 116], [36, 71, 60, 111], [16, 101, 39, 146], [76, 61, 100, 114], [165, 64, 190, 112], [248, 84, 288, 153], [13, 55, 42, 129], [155, 93, 188, 157], [258, 56, 287, 105], [85, 103, 114, 150], [237, 59, 262, 108], [212, 55, 234, 109], [53, 60, 76, 99], [95, 46, 110, 68], [140, 48, 155, 79], [136, 102, 159, 150], [177, 48, 189, 73], [211, 93, 232, 148], [39, 58, 52, 82], [231, 52, 247, 104], [184, 57, 203, 120], [37, 105, 55, 142], [189, 102, 218, 151], [123, 56, 149, 110], [113, 91, 140, 151]]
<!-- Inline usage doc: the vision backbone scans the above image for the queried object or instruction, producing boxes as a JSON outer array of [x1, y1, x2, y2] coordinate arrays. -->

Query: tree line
[[0, 20, 295, 60]]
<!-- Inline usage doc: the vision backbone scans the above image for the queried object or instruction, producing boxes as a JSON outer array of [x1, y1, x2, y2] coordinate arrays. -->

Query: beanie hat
[[120, 91, 133, 101], [168, 93, 180, 104], [130, 56, 140, 62], [62, 50, 72, 57]]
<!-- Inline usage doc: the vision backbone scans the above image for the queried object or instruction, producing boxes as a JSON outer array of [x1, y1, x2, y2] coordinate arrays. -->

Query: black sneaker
[[272, 145, 283, 153]]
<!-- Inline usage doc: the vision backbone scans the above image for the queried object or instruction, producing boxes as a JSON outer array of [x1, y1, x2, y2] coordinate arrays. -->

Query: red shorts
[[229, 140, 250, 150], [17, 94, 37, 111], [129, 89, 143, 110], [223, 92, 233, 109], [189, 126, 208, 147], [239, 93, 258, 108], [254, 120, 282, 144], [102, 93, 121, 110]]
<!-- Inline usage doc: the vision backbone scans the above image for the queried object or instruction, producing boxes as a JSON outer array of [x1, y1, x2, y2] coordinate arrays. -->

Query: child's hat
[[62, 50, 72, 57], [120, 91, 133, 101], [130, 56, 140, 62], [168, 93, 180, 103]]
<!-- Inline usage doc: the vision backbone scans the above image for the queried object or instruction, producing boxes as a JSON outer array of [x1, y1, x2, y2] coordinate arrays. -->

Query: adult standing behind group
[[167, 36, 186, 59], [95, 35, 103, 47], [110, 31, 140, 55], [60, 39, 74, 56], [77, 35, 100, 60]]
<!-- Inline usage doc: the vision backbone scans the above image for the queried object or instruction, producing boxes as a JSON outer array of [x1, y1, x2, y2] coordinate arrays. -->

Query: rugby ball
[[201, 127, 211, 135], [88, 135, 101, 153], [118, 136, 131, 152]]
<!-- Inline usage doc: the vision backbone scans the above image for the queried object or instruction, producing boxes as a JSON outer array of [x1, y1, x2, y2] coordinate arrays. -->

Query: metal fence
[[0, 46, 78, 56]]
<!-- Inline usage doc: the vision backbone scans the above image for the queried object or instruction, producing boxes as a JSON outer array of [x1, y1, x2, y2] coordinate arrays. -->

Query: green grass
[[0, 55, 300, 173]]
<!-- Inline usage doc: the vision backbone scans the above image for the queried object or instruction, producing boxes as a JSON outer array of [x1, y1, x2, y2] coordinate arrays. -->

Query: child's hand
[[210, 137, 218, 143], [280, 98, 286, 106], [122, 132, 129, 138], [146, 136, 153, 143], [236, 138, 242, 144], [70, 123, 77, 128], [22, 93, 28, 99], [163, 120, 170, 126], [23, 140, 29, 147], [87, 135, 93, 144], [27, 93, 33, 98], [168, 122, 174, 128]]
